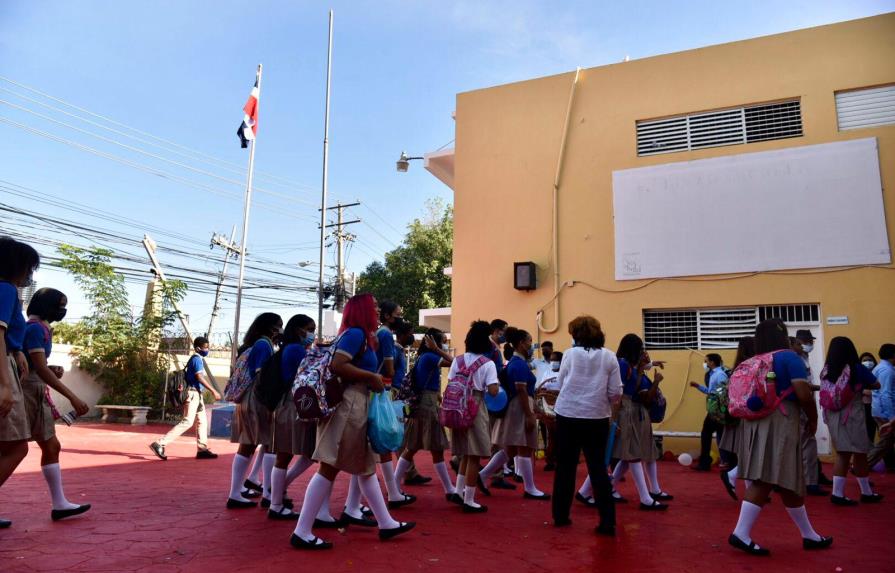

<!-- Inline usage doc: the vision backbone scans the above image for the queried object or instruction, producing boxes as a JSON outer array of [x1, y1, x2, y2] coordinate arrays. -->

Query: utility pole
[[320, 201, 360, 311], [208, 225, 239, 338], [317, 10, 334, 341]]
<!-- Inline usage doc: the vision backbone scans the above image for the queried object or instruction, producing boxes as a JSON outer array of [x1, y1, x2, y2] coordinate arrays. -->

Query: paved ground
[[0, 423, 890, 572]]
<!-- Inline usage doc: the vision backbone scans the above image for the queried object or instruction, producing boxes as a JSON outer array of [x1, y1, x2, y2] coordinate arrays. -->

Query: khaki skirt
[[271, 393, 317, 456], [737, 400, 804, 495], [0, 356, 30, 442], [404, 391, 449, 452], [824, 397, 872, 455], [22, 372, 55, 442], [718, 421, 740, 453], [612, 397, 657, 462], [312, 383, 376, 476], [493, 394, 538, 449], [230, 385, 272, 446], [451, 391, 491, 457]]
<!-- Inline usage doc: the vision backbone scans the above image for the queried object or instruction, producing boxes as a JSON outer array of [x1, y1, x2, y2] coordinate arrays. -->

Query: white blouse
[[554, 347, 623, 419]]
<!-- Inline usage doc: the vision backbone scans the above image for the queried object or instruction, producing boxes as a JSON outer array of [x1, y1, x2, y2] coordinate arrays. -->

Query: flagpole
[[317, 11, 333, 341], [232, 63, 262, 367]]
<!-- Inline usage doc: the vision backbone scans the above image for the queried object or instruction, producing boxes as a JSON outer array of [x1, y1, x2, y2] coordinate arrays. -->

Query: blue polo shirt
[[772, 350, 808, 401], [696, 366, 729, 395], [375, 327, 395, 373], [506, 355, 537, 398], [246, 337, 274, 374], [0, 282, 25, 352], [281, 343, 308, 385], [414, 352, 442, 392], [23, 320, 52, 368], [185, 355, 204, 391], [487, 341, 504, 370], [392, 345, 407, 390], [619, 358, 651, 397], [336, 327, 378, 373]]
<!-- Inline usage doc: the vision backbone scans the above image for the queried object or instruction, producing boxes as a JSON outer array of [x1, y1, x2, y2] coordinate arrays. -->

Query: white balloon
[[678, 453, 693, 466]]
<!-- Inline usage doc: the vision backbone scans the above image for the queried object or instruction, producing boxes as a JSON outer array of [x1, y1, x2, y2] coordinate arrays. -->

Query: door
[[786, 323, 830, 455]]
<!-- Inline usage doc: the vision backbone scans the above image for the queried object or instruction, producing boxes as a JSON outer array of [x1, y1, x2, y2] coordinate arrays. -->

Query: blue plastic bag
[[368, 391, 404, 454], [604, 422, 618, 466]]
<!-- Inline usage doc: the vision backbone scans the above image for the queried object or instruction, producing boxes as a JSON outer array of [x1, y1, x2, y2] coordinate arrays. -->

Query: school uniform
[[230, 337, 275, 446], [376, 326, 395, 378], [493, 354, 538, 449], [271, 343, 316, 456], [0, 281, 29, 443], [612, 359, 657, 462], [312, 328, 378, 476], [823, 364, 876, 455], [22, 319, 57, 442], [158, 353, 210, 451], [449, 353, 499, 457], [404, 352, 449, 452], [736, 350, 807, 495]]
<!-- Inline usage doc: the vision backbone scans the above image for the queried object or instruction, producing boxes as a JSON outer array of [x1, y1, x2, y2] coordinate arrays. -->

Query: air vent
[[745, 100, 803, 142], [643, 310, 698, 349], [836, 85, 895, 131], [759, 304, 819, 324]]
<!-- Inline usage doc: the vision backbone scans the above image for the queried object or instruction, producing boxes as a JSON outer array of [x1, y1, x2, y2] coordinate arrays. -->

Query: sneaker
[[149, 442, 167, 460], [196, 450, 218, 459]]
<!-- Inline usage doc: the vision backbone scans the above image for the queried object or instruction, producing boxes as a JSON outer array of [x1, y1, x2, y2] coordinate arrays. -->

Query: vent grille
[[836, 85, 895, 131], [637, 100, 803, 156], [758, 304, 819, 324], [643, 310, 698, 349]]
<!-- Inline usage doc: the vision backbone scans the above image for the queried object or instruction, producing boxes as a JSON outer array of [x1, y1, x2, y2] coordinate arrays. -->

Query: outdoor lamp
[[514, 262, 537, 291], [396, 151, 423, 172]]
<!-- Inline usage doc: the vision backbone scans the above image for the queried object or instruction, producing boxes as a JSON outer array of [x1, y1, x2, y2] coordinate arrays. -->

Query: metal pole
[[208, 224, 237, 338], [335, 203, 344, 310], [233, 63, 263, 366], [318, 11, 333, 340]]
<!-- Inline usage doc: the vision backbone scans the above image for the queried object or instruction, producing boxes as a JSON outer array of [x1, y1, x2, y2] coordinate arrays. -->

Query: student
[[820, 337, 882, 505], [482, 318, 516, 491], [267, 315, 323, 520], [719, 336, 755, 500], [0, 237, 40, 529], [859, 353, 878, 443], [868, 344, 895, 470], [609, 334, 669, 510], [226, 312, 282, 509], [450, 320, 501, 513], [21, 288, 92, 520], [689, 353, 729, 471], [793, 331, 831, 496], [291, 294, 414, 550], [392, 319, 431, 487], [551, 316, 622, 536], [151, 336, 220, 461], [532, 340, 554, 382], [394, 328, 457, 502], [728, 318, 831, 556], [536, 351, 563, 470], [487, 327, 549, 500]]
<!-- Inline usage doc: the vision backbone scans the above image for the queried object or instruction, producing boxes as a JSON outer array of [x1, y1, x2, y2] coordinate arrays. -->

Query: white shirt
[[449, 353, 499, 391], [554, 347, 623, 419], [532, 358, 551, 382]]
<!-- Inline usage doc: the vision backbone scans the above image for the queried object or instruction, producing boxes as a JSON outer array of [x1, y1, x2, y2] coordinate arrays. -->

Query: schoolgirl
[[227, 312, 282, 509], [728, 318, 831, 555], [291, 294, 414, 550], [719, 336, 755, 500], [0, 237, 40, 529]]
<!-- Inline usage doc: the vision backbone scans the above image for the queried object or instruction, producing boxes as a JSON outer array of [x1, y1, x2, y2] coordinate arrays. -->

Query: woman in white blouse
[[551, 316, 623, 536]]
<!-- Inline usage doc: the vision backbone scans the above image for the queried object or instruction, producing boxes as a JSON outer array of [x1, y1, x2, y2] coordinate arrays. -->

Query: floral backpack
[[224, 337, 273, 403], [292, 333, 366, 422], [728, 351, 793, 420], [439, 355, 489, 429], [819, 364, 859, 422]]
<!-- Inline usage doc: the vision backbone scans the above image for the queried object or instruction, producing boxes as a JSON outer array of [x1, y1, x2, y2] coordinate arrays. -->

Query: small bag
[[368, 391, 405, 454], [728, 351, 793, 420], [649, 386, 667, 423], [819, 364, 859, 422], [439, 355, 489, 429], [224, 337, 273, 403]]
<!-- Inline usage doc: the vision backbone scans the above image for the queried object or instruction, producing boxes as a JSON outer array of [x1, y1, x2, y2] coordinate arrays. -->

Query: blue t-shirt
[[414, 352, 443, 392], [772, 350, 809, 400], [336, 327, 378, 374], [247, 337, 274, 374], [185, 354, 204, 391], [375, 327, 396, 374], [393, 346, 407, 390], [281, 343, 308, 385], [23, 320, 52, 368], [506, 355, 537, 398], [0, 282, 25, 352]]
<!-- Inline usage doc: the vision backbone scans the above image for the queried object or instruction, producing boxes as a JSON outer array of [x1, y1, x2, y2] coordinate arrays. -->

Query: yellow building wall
[[451, 14, 895, 444]]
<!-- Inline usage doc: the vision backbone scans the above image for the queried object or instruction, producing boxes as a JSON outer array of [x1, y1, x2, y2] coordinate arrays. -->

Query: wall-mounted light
[[396, 151, 424, 172], [514, 262, 537, 291]]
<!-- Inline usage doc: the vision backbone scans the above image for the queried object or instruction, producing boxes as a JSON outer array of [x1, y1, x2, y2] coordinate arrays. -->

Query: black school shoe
[[0, 518, 10, 529], [243, 479, 263, 494], [830, 495, 858, 506], [268, 507, 297, 520], [149, 442, 167, 460], [728, 534, 770, 556], [462, 503, 488, 514], [314, 516, 347, 529], [490, 477, 517, 490], [290, 534, 333, 550], [649, 491, 674, 501], [261, 497, 293, 509], [404, 475, 432, 486], [51, 504, 91, 521], [339, 511, 377, 527], [818, 472, 834, 486], [594, 524, 616, 537], [803, 536, 833, 550], [861, 493, 884, 503], [476, 474, 492, 497], [575, 492, 597, 508], [387, 493, 417, 509], [226, 498, 257, 509], [445, 493, 463, 505], [379, 521, 416, 541], [639, 500, 668, 511], [720, 471, 737, 501], [523, 492, 551, 501], [196, 450, 218, 459]]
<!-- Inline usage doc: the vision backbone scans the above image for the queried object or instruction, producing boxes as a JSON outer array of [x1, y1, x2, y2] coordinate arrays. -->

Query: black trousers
[[552, 415, 615, 528], [699, 414, 725, 467]]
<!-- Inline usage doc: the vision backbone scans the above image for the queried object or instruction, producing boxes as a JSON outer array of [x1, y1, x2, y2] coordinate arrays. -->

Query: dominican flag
[[237, 74, 260, 148]]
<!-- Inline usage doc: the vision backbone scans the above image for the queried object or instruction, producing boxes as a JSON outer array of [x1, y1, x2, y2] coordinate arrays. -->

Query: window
[[758, 304, 819, 324], [835, 85, 895, 131], [636, 100, 803, 156]]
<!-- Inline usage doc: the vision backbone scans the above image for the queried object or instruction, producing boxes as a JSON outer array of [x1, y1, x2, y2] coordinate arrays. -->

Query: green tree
[[57, 244, 187, 413], [357, 199, 452, 327]]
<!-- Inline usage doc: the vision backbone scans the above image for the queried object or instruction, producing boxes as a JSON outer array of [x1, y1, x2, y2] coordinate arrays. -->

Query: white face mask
[[801, 343, 814, 354], [442, 344, 450, 352], [703, 363, 710, 372], [550, 361, 560, 371], [643, 362, 653, 371], [862, 360, 875, 370]]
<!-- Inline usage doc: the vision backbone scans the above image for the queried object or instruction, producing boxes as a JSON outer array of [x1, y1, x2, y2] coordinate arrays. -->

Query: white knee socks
[[286, 456, 314, 487], [732, 501, 762, 545], [316, 487, 336, 522], [294, 473, 333, 541], [857, 476, 873, 495], [248, 446, 265, 483], [41, 463, 78, 511], [786, 505, 821, 541], [629, 461, 654, 505], [464, 485, 480, 508], [344, 474, 363, 518], [578, 476, 593, 498], [612, 460, 629, 483], [517, 456, 544, 496], [645, 461, 663, 494], [455, 474, 466, 494], [832, 476, 847, 498], [262, 453, 276, 498], [434, 461, 456, 494], [358, 474, 401, 529], [380, 460, 404, 501], [270, 467, 287, 511], [480, 450, 508, 480], [394, 457, 413, 487], [229, 453, 253, 501], [727, 465, 739, 481]]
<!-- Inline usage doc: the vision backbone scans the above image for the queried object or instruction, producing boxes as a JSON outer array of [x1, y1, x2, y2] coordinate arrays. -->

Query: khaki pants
[[867, 422, 895, 468], [159, 389, 208, 450]]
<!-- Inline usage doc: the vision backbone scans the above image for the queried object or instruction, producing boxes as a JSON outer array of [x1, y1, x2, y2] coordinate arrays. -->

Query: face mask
[[198, 349, 209, 357], [703, 363, 710, 372], [52, 308, 67, 323], [551, 361, 560, 371], [22, 273, 34, 288], [442, 344, 450, 352], [643, 362, 653, 371], [801, 343, 814, 354], [862, 360, 875, 370], [303, 333, 316, 346], [497, 334, 506, 344]]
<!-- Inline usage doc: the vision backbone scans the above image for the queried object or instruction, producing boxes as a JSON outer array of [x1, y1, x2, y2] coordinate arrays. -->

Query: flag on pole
[[237, 74, 260, 148]]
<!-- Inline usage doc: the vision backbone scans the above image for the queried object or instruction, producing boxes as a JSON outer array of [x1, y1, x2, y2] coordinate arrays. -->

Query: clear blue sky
[[1, 0, 892, 342]]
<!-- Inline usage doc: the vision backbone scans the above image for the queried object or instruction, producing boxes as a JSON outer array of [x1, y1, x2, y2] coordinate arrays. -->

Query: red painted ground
[[0, 423, 890, 572]]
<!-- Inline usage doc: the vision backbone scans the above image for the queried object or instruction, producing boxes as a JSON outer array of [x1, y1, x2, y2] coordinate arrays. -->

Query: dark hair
[[754, 319, 790, 354], [859, 353, 877, 366], [503, 342, 514, 361], [394, 319, 414, 336], [465, 320, 493, 355], [505, 326, 530, 348], [418, 327, 445, 357], [617, 333, 644, 365], [239, 312, 282, 355], [823, 336, 860, 383], [490, 319, 508, 333], [193, 336, 209, 349], [0, 236, 40, 282], [706, 353, 723, 367], [733, 336, 756, 369], [379, 300, 399, 322], [550, 351, 563, 361], [26, 287, 66, 320], [283, 314, 315, 346], [568, 315, 605, 349], [879, 344, 895, 361], [541, 340, 553, 349]]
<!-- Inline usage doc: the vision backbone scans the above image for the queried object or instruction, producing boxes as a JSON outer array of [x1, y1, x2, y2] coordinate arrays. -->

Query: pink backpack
[[728, 351, 793, 421], [819, 364, 858, 422], [439, 355, 489, 429]]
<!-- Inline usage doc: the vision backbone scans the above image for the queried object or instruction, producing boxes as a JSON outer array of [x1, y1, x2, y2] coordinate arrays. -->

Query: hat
[[795, 329, 815, 342]]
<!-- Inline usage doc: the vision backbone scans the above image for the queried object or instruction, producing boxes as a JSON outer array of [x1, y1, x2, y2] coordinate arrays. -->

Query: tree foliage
[[57, 244, 187, 412], [357, 199, 452, 327]]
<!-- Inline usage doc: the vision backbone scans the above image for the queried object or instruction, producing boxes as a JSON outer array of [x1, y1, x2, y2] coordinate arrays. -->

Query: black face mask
[[51, 308, 67, 323]]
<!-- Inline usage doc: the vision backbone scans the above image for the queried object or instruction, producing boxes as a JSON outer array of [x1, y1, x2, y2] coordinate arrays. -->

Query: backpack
[[727, 351, 793, 420], [292, 333, 367, 422], [167, 360, 190, 410], [649, 386, 667, 423], [819, 364, 859, 421], [254, 347, 286, 411], [706, 382, 734, 425], [439, 355, 489, 429], [224, 337, 273, 403]]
